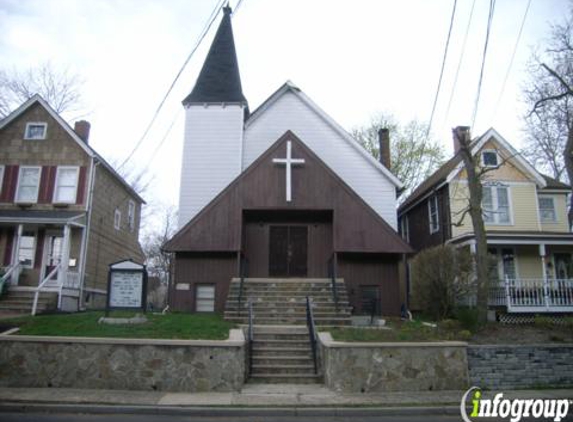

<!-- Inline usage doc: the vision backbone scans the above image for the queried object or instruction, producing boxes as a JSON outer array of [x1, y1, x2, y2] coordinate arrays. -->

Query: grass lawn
[[0, 311, 235, 340], [329, 319, 470, 342]]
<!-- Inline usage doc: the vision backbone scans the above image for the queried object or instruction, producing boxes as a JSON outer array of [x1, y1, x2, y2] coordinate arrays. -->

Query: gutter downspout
[[78, 158, 99, 310]]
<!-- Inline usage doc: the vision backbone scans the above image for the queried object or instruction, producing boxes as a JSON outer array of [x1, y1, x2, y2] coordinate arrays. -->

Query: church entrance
[[242, 210, 333, 278], [269, 225, 307, 277]]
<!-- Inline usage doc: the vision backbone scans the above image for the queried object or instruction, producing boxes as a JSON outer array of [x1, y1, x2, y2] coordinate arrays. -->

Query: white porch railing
[[499, 278, 573, 313], [31, 263, 61, 316], [0, 262, 21, 295]]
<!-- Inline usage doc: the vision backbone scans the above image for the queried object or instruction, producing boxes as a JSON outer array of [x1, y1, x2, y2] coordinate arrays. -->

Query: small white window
[[15, 166, 41, 203], [196, 285, 215, 312], [53, 167, 79, 204], [481, 150, 499, 167], [400, 215, 409, 242], [114, 208, 121, 230], [0, 165, 4, 195], [18, 233, 36, 268], [128, 200, 136, 231], [428, 195, 439, 234], [24, 122, 47, 140], [539, 196, 557, 223]]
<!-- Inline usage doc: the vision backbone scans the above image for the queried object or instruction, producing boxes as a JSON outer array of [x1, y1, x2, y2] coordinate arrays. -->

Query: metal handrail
[[238, 254, 249, 317], [328, 254, 339, 312], [248, 299, 254, 375], [32, 263, 61, 316], [305, 296, 318, 374]]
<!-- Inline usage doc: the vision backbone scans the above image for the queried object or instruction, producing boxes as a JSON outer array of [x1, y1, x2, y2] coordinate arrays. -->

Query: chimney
[[378, 128, 391, 169], [74, 120, 91, 144], [452, 126, 470, 154]]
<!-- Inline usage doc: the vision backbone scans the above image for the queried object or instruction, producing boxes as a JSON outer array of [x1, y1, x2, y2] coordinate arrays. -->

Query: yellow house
[[398, 127, 572, 314]]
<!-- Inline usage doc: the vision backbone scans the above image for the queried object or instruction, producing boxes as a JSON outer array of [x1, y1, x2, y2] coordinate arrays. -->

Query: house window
[[128, 200, 136, 231], [481, 150, 499, 167], [400, 215, 409, 242], [482, 185, 511, 224], [196, 285, 215, 312], [15, 166, 41, 203], [428, 194, 439, 234], [114, 208, 121, 230], [24, 122, 47, 140], [0, 165, 4, 195], [538, 196, 556, 223], [53, 167, 79, 204], [18, 233, 36, 268]]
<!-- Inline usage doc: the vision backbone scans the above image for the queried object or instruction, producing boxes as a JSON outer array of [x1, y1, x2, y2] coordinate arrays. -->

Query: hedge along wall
[[468, 344, 573, 389], [0, 330, 245, 392], [318, 333, 469, 392]]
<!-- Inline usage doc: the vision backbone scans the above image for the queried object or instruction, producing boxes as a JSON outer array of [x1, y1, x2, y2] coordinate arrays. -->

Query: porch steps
[[248, 325, 322, 385], [224, 278, 352, 326], [0, 289, 58, 314]]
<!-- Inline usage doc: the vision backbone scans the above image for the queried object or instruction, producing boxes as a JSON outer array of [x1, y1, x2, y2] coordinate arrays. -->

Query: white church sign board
[[106, 259, 148, 315]]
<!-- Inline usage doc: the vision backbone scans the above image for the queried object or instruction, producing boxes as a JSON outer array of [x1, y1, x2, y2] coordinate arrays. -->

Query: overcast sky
[[0, 0, 570, 213]]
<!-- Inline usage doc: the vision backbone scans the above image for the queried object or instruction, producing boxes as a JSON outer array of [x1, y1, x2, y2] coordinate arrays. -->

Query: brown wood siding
[[401, 185, 450, 252], [2, 229, 13, 266], [167, 131, 411, 255], [33, 229, 45, 270], [338, 253, 401, 316], [170, 252, 237, 312]]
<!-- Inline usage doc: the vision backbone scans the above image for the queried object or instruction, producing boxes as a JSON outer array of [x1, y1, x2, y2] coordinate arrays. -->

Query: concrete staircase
[[0, 288, 58, 314], [225, 278, 351, 384], [224, 278, 352, 326]]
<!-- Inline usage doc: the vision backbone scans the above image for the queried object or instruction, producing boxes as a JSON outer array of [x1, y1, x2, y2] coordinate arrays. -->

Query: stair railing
[[238, 254, 249, 317], [327, 254, 339, 312], [32, 263, 61, 316], [248, 299, 254, 375], [0, 262, 20, 297], [305, 296, 318, 374]]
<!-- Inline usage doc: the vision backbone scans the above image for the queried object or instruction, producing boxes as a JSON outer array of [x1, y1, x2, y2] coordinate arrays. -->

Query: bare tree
[[0, 62, 85, 119], [524, 3, 573, 225], [351, 113, 446, 200], [142, 205, 178, 284]]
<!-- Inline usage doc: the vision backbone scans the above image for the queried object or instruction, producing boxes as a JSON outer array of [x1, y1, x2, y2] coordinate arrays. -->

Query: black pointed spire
[[183, 6, 247, 106]]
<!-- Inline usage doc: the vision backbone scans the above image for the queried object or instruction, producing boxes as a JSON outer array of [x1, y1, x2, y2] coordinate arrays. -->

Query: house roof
[[0, 210, 86, 225], [245, 81, 404, 190], [0, 94, 146, 204], [398, 128, 568, 214], [182, 6, 248, 107]]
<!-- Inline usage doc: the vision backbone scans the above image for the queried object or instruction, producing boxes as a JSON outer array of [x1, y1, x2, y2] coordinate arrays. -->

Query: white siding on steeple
[[243, 90, 398, 229], [178, 104, 244, 228]]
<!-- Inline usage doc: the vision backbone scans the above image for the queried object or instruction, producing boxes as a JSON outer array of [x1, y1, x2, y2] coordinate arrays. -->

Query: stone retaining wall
[[468, 344, 573, 389], [0, 330, 245, 392], [318, 332, 469, 392]]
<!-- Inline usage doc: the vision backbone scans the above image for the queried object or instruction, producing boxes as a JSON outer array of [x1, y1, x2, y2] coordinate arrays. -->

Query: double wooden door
[[269, 226, 308, 277]]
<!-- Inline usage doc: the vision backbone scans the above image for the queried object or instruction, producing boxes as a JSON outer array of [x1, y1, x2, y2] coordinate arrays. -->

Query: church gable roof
[[182, 6, 247, 106], [164, 130, 412, 254]]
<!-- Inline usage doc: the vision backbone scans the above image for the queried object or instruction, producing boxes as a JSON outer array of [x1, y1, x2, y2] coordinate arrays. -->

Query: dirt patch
[[470, 323, 573, 344]]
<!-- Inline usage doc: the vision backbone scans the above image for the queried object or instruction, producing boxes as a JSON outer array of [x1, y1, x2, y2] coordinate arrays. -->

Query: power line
[[491, 0, 531, 119], [471, 0, 497, 129], [118, 0, 227, 170], [142, 109, 183, 170], [427, 0, 458, 137], [442, 0, 477, 128]]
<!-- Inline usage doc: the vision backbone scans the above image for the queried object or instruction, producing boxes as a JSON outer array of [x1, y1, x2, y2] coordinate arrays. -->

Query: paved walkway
[[0, 385, 571, 408]]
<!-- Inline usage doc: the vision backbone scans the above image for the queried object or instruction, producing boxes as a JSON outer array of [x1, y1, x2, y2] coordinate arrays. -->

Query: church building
[[164, 6, 411, 317]]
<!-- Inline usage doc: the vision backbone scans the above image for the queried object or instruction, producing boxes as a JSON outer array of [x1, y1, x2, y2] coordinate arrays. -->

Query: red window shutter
[[34, 230, 45, 270], [38, 166, 51, 203], [76, 166, 87, 205], [1, 165, 18, 202], [46, 166, 57, 203]]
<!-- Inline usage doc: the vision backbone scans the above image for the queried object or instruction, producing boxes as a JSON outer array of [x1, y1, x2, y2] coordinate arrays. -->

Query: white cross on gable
[[272, 140, 305, 202]]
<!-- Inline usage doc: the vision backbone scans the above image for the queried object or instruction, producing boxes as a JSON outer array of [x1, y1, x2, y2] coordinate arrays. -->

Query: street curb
[[0, 402, 462, 417]]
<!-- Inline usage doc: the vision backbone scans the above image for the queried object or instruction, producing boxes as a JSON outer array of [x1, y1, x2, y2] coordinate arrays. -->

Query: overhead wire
[[471, 0, 497, 129], [427, 0, 458, 138], [118, 0, 227, 170], [491, 0, 532, 120], [442, 0, 477, 129]]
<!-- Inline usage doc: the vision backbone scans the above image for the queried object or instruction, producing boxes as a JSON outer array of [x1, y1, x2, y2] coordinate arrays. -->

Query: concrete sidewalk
[[0, 385, 571, 410]]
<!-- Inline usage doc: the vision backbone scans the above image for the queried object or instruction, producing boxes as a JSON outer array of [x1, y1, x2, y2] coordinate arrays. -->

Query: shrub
[[455, 307, 480, 332], [410, 245, 474, 320]]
